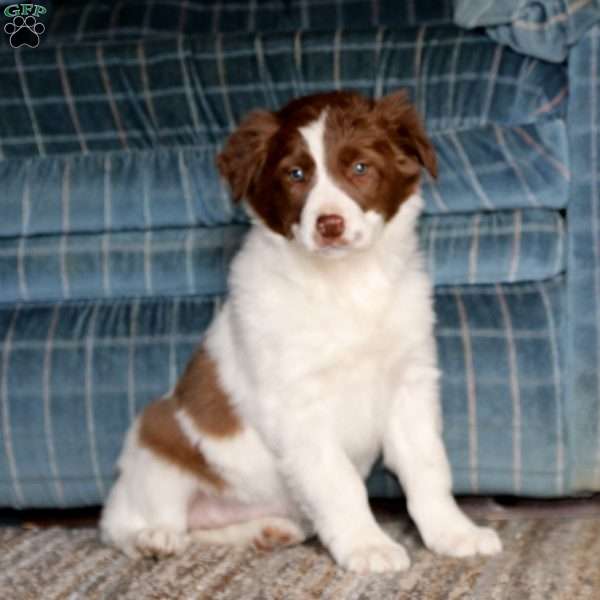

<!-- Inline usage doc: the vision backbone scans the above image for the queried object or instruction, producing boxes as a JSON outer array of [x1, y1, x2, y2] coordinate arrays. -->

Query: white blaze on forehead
[[298, 110, 328, 179], [294, 109, 385, 254], [297, 110, 349, 212]]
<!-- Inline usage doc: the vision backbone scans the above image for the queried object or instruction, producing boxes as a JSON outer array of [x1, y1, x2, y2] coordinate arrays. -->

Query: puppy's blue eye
[[353, 162, 368, 175], [289, 167, 305, 182]]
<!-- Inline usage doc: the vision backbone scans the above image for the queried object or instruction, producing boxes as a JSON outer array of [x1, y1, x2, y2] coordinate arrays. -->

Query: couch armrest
[[566, 24, 600, 491], [455, 0, 600, 62]]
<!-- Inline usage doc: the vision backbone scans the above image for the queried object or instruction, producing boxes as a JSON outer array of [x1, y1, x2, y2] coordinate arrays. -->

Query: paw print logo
[[4, 15, 45, 49]]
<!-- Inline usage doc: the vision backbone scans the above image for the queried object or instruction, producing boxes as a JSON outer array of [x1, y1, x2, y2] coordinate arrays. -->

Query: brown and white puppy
[[100, 91, 502, 572]]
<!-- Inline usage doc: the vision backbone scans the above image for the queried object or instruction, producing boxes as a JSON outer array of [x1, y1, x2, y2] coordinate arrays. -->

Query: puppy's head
[[217, 91, 436, 258]]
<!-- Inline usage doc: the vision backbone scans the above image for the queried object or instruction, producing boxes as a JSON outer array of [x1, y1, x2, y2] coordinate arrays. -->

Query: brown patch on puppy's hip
[[174, 347, 243, 438], [137, 347, 242, 488], [138, 396, 226, 489]]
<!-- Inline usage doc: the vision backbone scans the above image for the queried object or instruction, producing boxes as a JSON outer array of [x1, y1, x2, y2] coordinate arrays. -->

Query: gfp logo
[[3, 4, 47, 48]]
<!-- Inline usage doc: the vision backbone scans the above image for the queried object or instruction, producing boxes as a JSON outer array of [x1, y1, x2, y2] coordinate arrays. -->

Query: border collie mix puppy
[[101, 91, 502, 572]]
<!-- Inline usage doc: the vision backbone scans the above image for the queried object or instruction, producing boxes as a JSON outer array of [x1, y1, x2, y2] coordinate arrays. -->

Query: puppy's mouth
[[291, 224, 369, 258], [315, 236, 350, 249], [312, 232, 368, 258]]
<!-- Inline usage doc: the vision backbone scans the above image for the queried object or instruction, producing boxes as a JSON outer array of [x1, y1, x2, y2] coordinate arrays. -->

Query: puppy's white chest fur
[[326, 359, 387, 474], [215, 218, 424, 481]]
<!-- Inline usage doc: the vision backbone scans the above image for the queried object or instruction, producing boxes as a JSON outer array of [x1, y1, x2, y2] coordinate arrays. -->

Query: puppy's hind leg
[[187, 492, 309, 551], [100, 421, 198, 559], [191, 517, 307, 551]]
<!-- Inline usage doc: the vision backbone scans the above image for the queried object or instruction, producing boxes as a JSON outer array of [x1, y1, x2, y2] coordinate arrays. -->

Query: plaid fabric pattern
[[0, 225, 245, 304], [0, 209, 566, 304], [455, 0, 600, 62], [0, 296, 217, 507], [566, 25, 600, 491], [0, 120, 569, 240], [41, 0, 454, 42], [0, 25, 568, 239], [0, 149, 246, 239], [0, 26, 565, 159], [0, 1, 579, 507], [0, 277, 565, 508], [369, 276, 566, 498], [421, 209, 565, 287], [424, 120, 569, 213]]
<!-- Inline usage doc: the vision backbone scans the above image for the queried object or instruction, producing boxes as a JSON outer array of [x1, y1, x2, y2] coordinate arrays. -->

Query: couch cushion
[[422, 209, 565, 286], [0, 117, 569, 240], [0, 26, 567, 239], [0, 209, 565, 304], [0, 225, 245, 304], [0, 27, 564, 160], [423, 119, 569, 213], [455, 0, 600, 63], [0, 296, 214, 507], [0, 276, 565, 508], [368, 276, 566, 498], [42, 0, 455, 43]]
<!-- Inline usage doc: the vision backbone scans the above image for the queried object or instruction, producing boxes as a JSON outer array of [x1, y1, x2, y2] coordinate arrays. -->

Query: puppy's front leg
[[383, 363, 502, 557], [273, 419, 409, 573]]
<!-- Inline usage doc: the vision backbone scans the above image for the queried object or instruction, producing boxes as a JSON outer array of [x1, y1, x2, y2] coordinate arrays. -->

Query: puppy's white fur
[[101, 108, 502, 572]]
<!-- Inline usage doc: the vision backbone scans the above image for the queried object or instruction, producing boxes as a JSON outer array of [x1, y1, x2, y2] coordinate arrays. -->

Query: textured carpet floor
[[1, 511, 600, 599]]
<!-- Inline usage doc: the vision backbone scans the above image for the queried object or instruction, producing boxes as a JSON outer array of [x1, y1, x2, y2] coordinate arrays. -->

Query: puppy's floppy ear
[[216, 110, 279, 202], [375, 91, 437, 179]]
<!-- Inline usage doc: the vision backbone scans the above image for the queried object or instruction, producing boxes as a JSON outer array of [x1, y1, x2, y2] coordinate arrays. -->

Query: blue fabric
[[0, 277, 565, 508], [565, 25, 600, 491], [0, 26, 567, 240], [421, 209, 565, 286], [40, 0, 454, 42], [0, 0, 585, 508], [0, 226, 245, 304], [370, 277, 566, 498], [455, 0, 600, 62], [0, 119, 569, 240], [0, 26, 564, 160], [423, 120, 569, 214], [0, 297, 216, 507], [0, 209, 566, 305], [0, 150, 245, 238]]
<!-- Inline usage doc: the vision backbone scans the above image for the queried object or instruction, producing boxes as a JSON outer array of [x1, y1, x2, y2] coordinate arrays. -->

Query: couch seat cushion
[[369, 276, 566, 498], [0, 208, 564, 304], [0, 275, 565, 507], [422, 209, 565, 286]]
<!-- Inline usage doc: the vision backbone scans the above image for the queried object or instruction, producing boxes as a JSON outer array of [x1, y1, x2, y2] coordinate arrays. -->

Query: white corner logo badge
[[3, 4, 47, 49]]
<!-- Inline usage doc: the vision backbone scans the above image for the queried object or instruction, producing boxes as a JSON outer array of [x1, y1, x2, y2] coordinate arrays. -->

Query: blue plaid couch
[[0, 0, 598, 508]]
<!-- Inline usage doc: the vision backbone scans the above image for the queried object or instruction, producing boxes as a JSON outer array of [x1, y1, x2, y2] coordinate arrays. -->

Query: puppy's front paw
[[426, 524, 502, 558], [338, 542, 410, 574]]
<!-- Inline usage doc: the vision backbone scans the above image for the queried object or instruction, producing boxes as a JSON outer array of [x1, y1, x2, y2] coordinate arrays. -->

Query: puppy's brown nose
[[316, 214, 345, 239]]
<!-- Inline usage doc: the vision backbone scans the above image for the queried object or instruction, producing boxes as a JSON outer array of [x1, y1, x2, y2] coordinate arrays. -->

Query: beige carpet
[[1, 510, 600, 599]]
